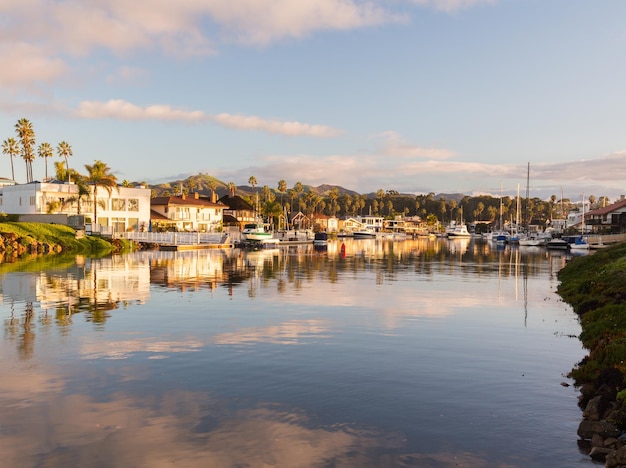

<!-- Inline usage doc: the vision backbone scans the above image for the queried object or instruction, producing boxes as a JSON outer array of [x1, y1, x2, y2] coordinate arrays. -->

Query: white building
[[0, 181, 152, 233]]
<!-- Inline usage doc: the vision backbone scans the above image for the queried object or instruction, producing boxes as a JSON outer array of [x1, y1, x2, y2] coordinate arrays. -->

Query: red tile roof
[[586, 198, 626, 216]]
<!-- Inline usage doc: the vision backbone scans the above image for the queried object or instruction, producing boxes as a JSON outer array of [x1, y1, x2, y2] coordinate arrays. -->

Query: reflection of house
[[219, 195, 255, 229], [586, 196, 626, 233], [0, 181, 151, 233], [151, 193, 225, 232]]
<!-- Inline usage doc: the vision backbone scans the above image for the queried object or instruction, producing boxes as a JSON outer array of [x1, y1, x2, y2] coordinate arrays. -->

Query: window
[[30, 196, 36, 205], [112, 198, 126, 211], [128, 198, 139, 211]]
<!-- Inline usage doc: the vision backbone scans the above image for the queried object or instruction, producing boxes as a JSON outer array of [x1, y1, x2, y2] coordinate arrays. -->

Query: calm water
[[0, 238, 592, 467]]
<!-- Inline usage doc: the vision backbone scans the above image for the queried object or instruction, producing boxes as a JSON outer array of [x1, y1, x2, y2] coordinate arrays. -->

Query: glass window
[[128, 198, 139, 211], [112, 198, 126, 211]]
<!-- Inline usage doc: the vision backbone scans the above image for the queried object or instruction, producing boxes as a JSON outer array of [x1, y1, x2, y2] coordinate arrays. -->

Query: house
[[219, 195, 256, 229], [312, 214, 338, 232], [585, 196, 626, 233], [290, 211, 311, 230], [151, 193, 225, 232], [0, 181, 152, 233]]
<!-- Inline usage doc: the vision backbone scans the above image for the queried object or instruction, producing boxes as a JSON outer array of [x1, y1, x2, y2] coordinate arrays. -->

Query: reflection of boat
[[313, 232, 328, 246]]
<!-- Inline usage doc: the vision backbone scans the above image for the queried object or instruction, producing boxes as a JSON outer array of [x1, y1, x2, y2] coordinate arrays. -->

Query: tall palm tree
[[227, 181, 236, 197], [2, 137, 19, 181], [248, 176, 257, 212], [85, 160, 117, 225], [15, 118, 35, 183], [57, 141, 73, 183], [38, 142, 54, 180]]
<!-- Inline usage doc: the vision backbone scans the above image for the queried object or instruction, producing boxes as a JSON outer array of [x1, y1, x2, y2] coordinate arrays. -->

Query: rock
[[592, 433, 605, 447], [590, 446, 614, 462], [607, 445, 626, 468], [584, 395, 610, 421], [578, 420, 621, 440], [590, 446, 613, 462]]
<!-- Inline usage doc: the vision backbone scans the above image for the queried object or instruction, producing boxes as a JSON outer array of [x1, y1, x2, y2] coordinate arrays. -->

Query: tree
[[227, 181, 236, 197], [209, 180, 217, 201], [293, 182, 304, 212], [57, 141, 73, 183], [249, 176, 258, 212], [85, 160, 118, 225], [277, 179, 287, 208], [38, 142, 54, 180], [2, 137, 19, 181], [15, 118, 35, 183]]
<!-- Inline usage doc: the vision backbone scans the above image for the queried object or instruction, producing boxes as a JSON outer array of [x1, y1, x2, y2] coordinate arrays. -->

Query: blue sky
[[1, 0, 625, 201]]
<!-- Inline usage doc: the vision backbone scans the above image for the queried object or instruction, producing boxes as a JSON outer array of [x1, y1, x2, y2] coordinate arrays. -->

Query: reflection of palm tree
[[2, 137, 19, 181], [85, 160, 117, 225]]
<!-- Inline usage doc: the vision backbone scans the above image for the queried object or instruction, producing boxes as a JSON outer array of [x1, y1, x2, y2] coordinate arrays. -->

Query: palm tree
[[209, 180, 217, 202], [38, 142, 54, 180], [15, 118, 35, 183], [85, 160, 117, 225], [2, 137, 19, 181], [57, 141, 73, 183], [227, 181, 236, 197], [248, 176, 257, 212], [293, 182, 304, 212]]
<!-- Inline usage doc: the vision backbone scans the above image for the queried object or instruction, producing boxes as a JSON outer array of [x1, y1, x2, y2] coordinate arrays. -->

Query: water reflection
[[1, 239, 570, 360], [0, 238, 589, 467]]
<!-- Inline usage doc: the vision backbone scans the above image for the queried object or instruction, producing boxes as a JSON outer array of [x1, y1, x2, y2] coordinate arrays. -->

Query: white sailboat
[[570, 193, 589, 250]]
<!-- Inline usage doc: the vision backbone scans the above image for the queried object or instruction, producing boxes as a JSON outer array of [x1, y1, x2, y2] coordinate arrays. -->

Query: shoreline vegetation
[[0, 222, 133, 258], [557, 242, 626, 465]]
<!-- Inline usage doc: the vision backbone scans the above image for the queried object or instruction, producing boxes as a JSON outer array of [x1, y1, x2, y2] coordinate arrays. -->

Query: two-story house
[[150, 193, 225, 232], [0, 181, 152, 233], [586, 196, 626, 233]]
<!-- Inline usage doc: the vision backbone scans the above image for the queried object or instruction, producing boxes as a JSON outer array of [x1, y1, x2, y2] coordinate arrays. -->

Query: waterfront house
[[151, 193, 225, 232], [0, 181, 152, 233], [585, 196, 626, 233], [219, 195, 256, 229]]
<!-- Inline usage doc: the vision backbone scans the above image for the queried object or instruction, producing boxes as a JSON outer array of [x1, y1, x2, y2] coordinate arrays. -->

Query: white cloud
[[376, 131, 456, 159], [0, 43, 67, 90], [409, 0, 497, 13], [74, 99, 342, 137], [211, 113, 342, 137]]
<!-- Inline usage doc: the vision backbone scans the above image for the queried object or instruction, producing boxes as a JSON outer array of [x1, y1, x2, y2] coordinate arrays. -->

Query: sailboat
[[570, 194, 589, 250], [518, 163, 545, 246], [491, 182, 509, 243]]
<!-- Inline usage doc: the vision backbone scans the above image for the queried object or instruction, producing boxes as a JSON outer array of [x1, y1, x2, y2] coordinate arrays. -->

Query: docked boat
[[242, 223, 280, 247], [447, 223, 471, 238], [546, 237, 570, 250], [353, 229, 378, 239], [313, 232, 329, 246]]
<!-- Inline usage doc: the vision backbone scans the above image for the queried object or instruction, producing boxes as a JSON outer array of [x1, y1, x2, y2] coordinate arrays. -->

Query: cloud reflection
[[80, 337, 204, 360], [212, 319, 331, 346]]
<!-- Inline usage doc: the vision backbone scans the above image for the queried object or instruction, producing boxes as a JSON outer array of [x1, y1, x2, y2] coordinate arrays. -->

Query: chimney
[[211, 191, 217, 203], [194, 192, 199, 199], [181, 194, 186, 200]]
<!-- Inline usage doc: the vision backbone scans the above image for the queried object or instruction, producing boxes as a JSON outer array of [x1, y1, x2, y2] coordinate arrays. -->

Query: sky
[[1, 0, 626, 202]]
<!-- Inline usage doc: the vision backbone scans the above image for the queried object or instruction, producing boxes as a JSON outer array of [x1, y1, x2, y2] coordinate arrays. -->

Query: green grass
[[0, 222, 129, 254], [558, 242, 626, 386]]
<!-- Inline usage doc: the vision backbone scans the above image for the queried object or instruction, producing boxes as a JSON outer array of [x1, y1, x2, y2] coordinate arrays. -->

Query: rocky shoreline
[[557, 242, 626, 466]]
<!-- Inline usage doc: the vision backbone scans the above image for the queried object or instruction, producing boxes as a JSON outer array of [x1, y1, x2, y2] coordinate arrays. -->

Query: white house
[[151, 194, 226, 232], [0, 181, 152, 233]]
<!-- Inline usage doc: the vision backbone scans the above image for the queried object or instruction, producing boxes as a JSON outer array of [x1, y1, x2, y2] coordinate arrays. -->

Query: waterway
[[0, 238, 593, 467]]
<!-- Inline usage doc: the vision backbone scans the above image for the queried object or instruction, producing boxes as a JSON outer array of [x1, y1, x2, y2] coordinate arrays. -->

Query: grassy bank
[[0, 222, 133, 256], [557, 242, 626, 388]]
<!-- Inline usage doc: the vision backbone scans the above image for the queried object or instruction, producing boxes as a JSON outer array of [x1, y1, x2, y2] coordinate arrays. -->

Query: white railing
[[115, 232, 229, 245]]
